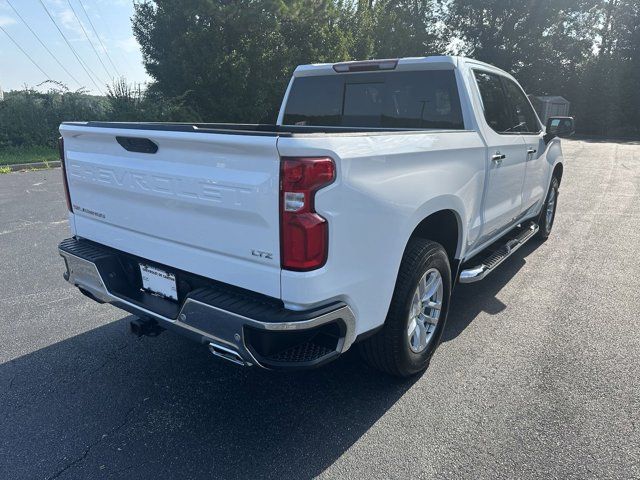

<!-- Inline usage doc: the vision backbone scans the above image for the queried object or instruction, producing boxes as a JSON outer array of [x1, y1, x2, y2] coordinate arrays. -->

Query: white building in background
[[529, 95, 571, 124], [0, 83, 4, 101]]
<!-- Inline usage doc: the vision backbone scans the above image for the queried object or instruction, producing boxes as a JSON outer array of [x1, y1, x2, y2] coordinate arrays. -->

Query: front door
[[473, 70, 528, 246], [501, 77, 548, 216]]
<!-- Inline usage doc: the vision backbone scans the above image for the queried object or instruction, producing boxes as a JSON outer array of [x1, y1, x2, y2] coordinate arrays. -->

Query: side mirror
[[544, 116, 575, 143]]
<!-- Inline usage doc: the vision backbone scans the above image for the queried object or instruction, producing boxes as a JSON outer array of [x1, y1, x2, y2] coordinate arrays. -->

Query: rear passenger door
[[473, 70, 528, 245], [501, 77, 546, 216]]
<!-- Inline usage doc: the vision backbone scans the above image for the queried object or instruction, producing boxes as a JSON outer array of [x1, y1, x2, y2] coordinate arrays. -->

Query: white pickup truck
[[58, 56, 574, 376]]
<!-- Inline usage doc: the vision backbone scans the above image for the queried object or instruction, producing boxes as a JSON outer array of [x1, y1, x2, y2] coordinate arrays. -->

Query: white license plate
[[139, 264, 178, 301]]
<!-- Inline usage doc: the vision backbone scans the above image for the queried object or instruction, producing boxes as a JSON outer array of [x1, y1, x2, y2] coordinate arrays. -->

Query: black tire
[[536, 175, 560, 241], [359, 239, 451, 377]]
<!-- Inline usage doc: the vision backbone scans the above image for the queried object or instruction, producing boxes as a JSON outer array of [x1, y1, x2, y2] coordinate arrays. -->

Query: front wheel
[[359, 239, 451, 377], [536, 176, 560, 240]]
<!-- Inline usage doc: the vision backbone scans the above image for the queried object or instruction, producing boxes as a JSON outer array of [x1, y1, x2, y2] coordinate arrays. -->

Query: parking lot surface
[[1, 138, 639, 479]]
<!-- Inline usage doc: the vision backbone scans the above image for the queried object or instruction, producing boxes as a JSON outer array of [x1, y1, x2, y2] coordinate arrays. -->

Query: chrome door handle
[[492, 153, 506, 162], [527, 148, 537, 154]]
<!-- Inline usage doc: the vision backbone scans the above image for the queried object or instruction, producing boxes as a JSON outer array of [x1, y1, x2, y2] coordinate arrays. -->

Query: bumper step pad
[[59, 237, 355, 369]]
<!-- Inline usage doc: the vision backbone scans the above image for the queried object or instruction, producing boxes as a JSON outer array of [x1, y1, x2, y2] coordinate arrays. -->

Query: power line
[[6, 0, 83, 89], [36, 0, 104, 91], [66, 0, 114, 81], [93, 0, 132, 72], [0, 24, 52, 81], [36, 0, 104, 94], [77, 0, 122, 78]]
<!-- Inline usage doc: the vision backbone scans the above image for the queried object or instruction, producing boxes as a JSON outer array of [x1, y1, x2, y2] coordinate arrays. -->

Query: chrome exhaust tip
[[208, 342, 246, 367]]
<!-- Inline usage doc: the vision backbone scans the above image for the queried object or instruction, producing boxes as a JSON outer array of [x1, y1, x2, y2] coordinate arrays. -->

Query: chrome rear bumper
[[59, 238, 356, 369]]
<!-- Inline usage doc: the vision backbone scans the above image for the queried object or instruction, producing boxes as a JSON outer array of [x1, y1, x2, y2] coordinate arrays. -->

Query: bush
[[0, 83, 108, 148], [0, 80, 198, 150]]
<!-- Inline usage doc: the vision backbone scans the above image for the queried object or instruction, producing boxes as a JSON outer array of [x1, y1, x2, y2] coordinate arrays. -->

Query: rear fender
[[407, 195, 468, 260]]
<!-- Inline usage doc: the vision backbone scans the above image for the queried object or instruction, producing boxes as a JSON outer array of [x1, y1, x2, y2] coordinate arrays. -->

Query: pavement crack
[[0, 361, 19, 424], [90, 342, 130, 376], [1, 359, 17, 395], [66, 342, 131, 397], [45, 402, 142, 480]]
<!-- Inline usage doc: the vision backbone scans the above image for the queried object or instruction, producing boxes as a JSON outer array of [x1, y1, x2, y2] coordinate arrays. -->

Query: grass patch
[[0, 145, 58, 166], [0, 166, 11, 174]]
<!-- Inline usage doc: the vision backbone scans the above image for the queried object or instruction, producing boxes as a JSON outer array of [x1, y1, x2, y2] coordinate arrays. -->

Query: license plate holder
[[139, 264, 178, 301]]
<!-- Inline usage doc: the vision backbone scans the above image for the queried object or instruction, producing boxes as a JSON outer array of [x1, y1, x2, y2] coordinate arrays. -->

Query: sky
[[0, 0, 151, 95]]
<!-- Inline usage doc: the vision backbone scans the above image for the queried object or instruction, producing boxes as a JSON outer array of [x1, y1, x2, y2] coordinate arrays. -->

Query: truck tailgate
[[60, 124, 281, 298]]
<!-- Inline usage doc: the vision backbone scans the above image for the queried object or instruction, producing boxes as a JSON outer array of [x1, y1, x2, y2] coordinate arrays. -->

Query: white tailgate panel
[[61, 125, 281, 298]]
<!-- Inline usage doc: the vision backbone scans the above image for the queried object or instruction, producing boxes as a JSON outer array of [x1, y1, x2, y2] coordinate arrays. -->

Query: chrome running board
[[459, 222, 539, 283]]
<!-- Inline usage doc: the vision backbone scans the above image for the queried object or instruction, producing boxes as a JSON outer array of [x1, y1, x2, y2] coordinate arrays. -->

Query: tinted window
[[502, 78, 540, 133], [474, 71, 513, 133], [283, 70, 464, 129]]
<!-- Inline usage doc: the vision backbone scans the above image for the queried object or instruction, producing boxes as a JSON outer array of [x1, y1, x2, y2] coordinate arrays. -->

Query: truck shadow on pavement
[[1, 242, 539, 480], [1, 319, 417, 479], [444, 239, 539, 342]]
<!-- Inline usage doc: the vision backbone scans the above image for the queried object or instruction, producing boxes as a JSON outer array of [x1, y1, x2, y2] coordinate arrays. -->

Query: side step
[[459, 222, 539, 283]]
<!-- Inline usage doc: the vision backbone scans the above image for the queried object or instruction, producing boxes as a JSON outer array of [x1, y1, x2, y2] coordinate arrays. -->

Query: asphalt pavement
[[0, 138, 638, 479]]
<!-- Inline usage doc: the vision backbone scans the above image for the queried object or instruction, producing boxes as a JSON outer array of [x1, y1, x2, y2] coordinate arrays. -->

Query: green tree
[[133, 0, 352, 123], [575, 0, 640, 135], [346, 0, 445, 59], [610, 0, 640, 134], [3, 0, 637, 144], [444, 0, 600, 95], [132, 0, 445, 122]]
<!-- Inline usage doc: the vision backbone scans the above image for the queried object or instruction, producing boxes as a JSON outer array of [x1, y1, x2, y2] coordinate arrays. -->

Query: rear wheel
[[359, 239, 451, 377], [536, 176, 560, 240]]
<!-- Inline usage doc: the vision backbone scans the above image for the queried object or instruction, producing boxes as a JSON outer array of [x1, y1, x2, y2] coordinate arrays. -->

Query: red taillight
[[58, 137, 73, 212], [280, 157, 335, 271]]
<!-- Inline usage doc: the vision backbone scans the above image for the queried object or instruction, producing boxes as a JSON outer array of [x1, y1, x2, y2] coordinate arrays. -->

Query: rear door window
[[283, 70, 464, 130]]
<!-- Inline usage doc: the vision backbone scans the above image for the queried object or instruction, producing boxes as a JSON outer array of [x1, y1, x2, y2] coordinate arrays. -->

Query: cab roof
[[293, 55, 513, 80]]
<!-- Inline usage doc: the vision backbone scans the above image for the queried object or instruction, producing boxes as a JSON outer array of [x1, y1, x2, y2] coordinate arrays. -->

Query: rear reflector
[[58, 137, 73, 212], [333, 59, 398, 73], [280, 157, 335, 271]]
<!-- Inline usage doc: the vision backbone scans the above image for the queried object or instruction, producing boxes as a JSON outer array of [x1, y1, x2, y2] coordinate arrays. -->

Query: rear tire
[[359, 239, 451, 377], [536, 175, 560, 241]]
